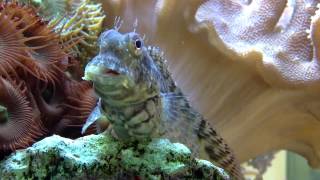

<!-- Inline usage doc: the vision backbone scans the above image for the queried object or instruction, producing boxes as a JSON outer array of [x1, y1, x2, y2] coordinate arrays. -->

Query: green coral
[[49, 0, 106, 68], [20, 0, 106, 68], [0, 105, 8, 124], [0, 134, 230, 179], [37, 0, 69, 18]]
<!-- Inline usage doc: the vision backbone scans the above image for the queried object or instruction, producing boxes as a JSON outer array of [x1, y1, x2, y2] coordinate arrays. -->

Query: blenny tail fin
[[197, 118, 243, 179]]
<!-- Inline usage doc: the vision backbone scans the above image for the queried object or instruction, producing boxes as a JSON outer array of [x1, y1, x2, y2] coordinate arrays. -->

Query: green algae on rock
[[0, 134, 230, 179]]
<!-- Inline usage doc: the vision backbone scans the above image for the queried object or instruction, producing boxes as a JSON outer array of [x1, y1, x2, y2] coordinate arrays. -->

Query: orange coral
[[57, 80, 98, 138], [0, 1, 97, 157], [0, 2, 68, 85], [0, 3, 31, 79], [0, 77, 45, 155]]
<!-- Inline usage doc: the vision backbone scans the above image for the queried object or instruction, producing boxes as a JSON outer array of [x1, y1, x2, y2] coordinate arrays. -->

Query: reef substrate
[[0, 133, 229, 179]]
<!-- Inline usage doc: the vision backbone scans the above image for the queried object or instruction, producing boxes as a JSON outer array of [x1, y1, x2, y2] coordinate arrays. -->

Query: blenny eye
[[135, 39, 142, 49]]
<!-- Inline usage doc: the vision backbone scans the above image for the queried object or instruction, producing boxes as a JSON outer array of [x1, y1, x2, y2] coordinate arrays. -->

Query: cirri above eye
[[135, 39, 142, 49]]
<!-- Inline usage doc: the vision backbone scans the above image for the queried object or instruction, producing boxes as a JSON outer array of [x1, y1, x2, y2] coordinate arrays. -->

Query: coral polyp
[[0, 78, 45, 154], [0, 3, 32, 79], [9, 0, 106, 68], [49, 0, 106, 68], [56, 80, 98, 138], [0, 2, 68, 84], [0, 1, 98, 157]]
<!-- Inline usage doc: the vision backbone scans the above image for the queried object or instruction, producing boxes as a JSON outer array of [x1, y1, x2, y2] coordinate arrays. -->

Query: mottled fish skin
[[148, 47, 242, 179], [83, 29, 242, 179], [83, 29, 165, 141]]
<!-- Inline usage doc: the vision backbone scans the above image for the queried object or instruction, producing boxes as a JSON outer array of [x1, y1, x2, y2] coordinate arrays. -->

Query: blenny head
[[83, 29, 162, 105]]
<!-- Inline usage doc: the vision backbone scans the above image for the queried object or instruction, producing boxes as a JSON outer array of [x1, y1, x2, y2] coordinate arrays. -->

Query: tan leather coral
[[99, 0, 320, 169], [195, 0, 320, 89]]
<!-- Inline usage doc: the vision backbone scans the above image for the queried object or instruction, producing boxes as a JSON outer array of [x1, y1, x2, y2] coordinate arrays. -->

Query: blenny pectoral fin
[[82, 101, 104, 134]]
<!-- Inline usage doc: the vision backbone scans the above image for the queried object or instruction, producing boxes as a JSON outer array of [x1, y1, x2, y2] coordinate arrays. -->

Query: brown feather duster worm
[[0, 1, 98, 158], [0, 77, 45, 155], [0, 3, 32, 79], [56, 80, 98, 138], [0, 3, 68, 84]]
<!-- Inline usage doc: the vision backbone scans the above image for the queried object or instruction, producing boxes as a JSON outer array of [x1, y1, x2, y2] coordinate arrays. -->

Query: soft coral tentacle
[[0, 77, 45, 154]]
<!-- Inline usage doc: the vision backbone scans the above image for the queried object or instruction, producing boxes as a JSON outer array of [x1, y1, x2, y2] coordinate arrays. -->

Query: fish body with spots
[[82, 29, 242, 179]]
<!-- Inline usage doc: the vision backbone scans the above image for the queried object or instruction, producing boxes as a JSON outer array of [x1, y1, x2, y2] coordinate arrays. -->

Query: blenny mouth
[[83, 64, 123, 82], [103, 69, 120, 76]]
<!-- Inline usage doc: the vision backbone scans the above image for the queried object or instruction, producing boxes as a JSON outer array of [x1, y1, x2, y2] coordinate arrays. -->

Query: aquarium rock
[[0, 134, 230, 179]]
